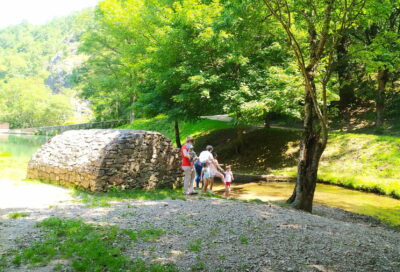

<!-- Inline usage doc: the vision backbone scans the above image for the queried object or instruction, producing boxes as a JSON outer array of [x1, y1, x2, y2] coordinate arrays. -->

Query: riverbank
[[2, 130, 400, 227], [120, 116, 400, 199], [1, 179, 399, 272]]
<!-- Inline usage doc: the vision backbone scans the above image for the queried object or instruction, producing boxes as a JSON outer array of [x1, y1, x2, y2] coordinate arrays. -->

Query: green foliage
[[0, 12, 91, 128], [7, 212, 29, 219], [0, 77, 72, 128], [75, 0, 303, 127], [134, 0, 227, 122], [350, 0, 400, 73]]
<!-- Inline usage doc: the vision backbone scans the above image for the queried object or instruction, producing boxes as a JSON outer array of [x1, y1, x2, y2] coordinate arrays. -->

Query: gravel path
[[1, 180, 399, 272]]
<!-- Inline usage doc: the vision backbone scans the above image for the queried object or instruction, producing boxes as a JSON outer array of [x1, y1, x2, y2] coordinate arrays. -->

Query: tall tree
[[263, 0, 365, 212], [134, 0, 226, 147], [350, 0, 400, 127]]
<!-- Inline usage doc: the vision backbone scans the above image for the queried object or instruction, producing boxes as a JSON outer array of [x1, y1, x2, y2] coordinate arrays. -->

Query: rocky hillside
[[0, 10, 93, 125]]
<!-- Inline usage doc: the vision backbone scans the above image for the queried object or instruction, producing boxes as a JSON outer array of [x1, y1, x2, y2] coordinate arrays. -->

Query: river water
[[1, 134, 399, 226], [214, 181, 400, 227], [0, 134, 47, 180]]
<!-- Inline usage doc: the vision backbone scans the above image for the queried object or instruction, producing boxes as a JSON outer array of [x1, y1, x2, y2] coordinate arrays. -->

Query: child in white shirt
[[224, 165, 234, 197]]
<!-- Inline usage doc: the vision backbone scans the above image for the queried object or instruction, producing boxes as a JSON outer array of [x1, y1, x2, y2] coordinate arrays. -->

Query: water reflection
[[0, 134, 47, 159], [0, 134, 47, 180]]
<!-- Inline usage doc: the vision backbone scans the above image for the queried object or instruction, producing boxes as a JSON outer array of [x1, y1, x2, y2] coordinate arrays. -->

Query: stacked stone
[[27, 129, 183, 192]]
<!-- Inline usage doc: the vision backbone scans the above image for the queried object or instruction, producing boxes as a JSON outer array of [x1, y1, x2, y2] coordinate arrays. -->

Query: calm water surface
[[0, 134, 47, 180], [0, 134, 47, 158], [215, 181, 400, 227]]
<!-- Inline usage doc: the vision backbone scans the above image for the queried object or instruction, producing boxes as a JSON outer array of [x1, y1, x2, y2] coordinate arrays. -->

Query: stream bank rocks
[[27, 129, 183, 191]]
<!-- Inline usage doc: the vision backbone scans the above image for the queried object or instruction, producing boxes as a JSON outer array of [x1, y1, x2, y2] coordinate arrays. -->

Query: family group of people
[[181, 136, 234, 197]]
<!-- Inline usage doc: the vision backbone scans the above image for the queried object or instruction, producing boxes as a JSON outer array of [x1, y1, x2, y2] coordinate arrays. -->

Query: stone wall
[[35, 120, 129, 136], [27, 129, 183, 191]]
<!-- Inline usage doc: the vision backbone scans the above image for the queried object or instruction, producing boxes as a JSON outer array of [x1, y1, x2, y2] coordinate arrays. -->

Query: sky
[[0, 0, 100, 29]]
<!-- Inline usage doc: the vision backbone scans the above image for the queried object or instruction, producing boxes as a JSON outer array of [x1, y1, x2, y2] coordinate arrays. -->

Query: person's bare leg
[[202, 179, 208, 193], [217, 172, 225, 183], [212, 172, 223, 191], [209, 177, 214, 191]]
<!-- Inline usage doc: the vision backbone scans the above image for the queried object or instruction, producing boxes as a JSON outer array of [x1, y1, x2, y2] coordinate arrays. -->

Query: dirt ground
[[1, 179, 399, 272]]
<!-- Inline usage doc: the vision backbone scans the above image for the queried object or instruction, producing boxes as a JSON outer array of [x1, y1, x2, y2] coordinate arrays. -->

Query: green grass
[[188, 238, 203, 252], [119, 115, 234, 146], [7, 212, 29, 219], [273, 132, 400, 198], [239, 234, 249, 245], [121, 211, 138, 217], [318, 133, 400, 198], [73, 187, 186, 207], [122, 228, 166, 242], [0, 155, 30, 181], [9, 217, 177, 272]]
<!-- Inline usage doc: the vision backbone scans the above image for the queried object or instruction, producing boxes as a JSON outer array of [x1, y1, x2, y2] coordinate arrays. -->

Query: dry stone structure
[[27, 129, 183, 191]]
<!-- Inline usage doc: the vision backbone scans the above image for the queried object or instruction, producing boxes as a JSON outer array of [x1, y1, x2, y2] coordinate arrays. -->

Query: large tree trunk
[[287, 80, 326, 212], [376, 70, 389, 127], [174, 120, 182, 148], [336, 35, 355, 111], [264, 111, 270, 128]]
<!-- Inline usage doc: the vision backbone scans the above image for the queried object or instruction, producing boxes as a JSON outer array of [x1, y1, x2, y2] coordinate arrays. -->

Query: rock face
[[27, 129, 183, 191]]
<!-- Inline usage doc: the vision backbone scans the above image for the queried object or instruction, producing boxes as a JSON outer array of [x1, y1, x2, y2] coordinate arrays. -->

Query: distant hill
[[0, 10, 93, 128]]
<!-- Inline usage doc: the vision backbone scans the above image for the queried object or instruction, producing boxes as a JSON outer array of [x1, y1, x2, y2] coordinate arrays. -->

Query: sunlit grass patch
[[0, 152, 12, 157], [0, 156, 29, 181], [7, 212, 29, 219], [72, 187, 186, 207], [9, 217, 177, 272], [318, 133, 400, 198], [11, 217, 129, 270], [120, 115, 233, 146], [272, 132, 400, 199]]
